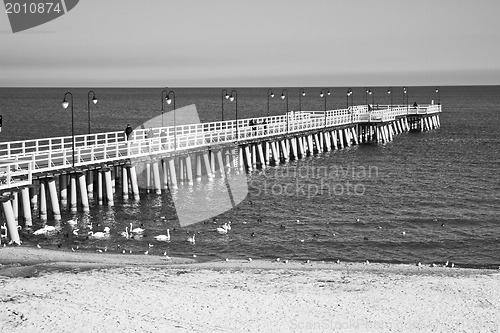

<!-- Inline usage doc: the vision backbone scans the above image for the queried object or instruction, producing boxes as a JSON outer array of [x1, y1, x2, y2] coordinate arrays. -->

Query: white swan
[[187, 234, 196, 244], [88, 228, 110, 239], [154, 229, 170, 241], [216, 225, 228, 234], [33, 225, 57, 235], [120, 226, 130, 239], [130, 223, 145, 234], [66, 218, 78, 226]]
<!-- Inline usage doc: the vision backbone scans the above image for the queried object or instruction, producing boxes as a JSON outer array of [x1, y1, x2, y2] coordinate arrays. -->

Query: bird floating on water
[[187, 234, 196, 244], [154, 229, 171, 241]]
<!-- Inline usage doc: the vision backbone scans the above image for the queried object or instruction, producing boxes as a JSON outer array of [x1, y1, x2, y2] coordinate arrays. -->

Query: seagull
[[248, 258, 252, 262], [36, 243, 41, 249], [401, 231, 406, 236]]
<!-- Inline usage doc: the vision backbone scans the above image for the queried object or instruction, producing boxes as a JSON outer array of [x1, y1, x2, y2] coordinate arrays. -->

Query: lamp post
[[368, 89, 374, 108], [161, 89, 169, 128], [299, 88, 306, 112], [165, 90, 176, 149], [87, 91, 97, 134], [320, 88, 330, 128], [267, 89, 274, 118], [435, 87, 440, 105], [61, 91, 75, 167], [281, 89, 289, 133], [387, 87, 392, 110], [221, 89, 230, 121], [365, 88, 369, 105], [403, 86, 408, 114], [229, 90, 238, 139], [347, 88, 353, 109]]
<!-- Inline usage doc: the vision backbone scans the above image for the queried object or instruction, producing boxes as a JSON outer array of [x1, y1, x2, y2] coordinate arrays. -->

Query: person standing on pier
[[124, 124, 133, 140]]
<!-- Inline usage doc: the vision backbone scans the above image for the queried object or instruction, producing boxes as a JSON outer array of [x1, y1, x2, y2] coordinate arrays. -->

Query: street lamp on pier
[[161, 89, 169, 128], [267, 89, 274, 118], [165, 90, 176, 149], [320, 88, 330, 128], [61, 91, 75, 167], [222, 89, 230, 121], [435, 87, 440, 105], [281, 89, 289, 134], [87, 91, 97, 134], [229, 90, 238, 139], [387, 87, 392, 111], [299, 88, 306, 112], [365, 88, 369, 106], [368, 89, 374, 108], [347, 88, 353, 109], [403, 87, 408, 114]]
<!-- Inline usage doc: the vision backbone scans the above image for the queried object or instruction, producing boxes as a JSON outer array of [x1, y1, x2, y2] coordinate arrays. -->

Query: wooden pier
[[0, 103, 441, 244]]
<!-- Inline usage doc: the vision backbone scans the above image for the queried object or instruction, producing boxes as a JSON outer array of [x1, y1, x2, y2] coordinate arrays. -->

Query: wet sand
[[0, 246, 499, 332]]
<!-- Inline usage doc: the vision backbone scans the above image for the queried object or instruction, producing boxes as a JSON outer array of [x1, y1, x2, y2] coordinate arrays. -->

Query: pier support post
[[39, 180, 47, 220], [202, 152, 213, 179], [2, 200, 20, 244], [244, 145, 253, 171], [70, 174, 77, 212], [104, 169, 114, 206], [129, 166, 141, 199], [87, 170, 94, 200], [97, 170, 103, 205], [78, 172, 90, 212], [122, 166, 129, 199], [59, 174, 68, 205], [257, 144, 266, 169], [168, 158, 178, 190], [185, 155, 194, 185], [21, 187, 32, 227], [152, 161, 162, 194], [280, 140, 289, 162], [47, 178, 61, 220], [12, 192, 18, 221], [195, 154, 202, 181]]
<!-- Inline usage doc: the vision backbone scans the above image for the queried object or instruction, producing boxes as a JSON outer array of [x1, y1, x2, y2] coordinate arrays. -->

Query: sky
[[1, 0, 500, 87]]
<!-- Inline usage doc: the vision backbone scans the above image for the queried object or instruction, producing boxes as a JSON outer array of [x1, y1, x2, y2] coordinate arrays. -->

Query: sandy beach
[[0, 246, 498, 333]]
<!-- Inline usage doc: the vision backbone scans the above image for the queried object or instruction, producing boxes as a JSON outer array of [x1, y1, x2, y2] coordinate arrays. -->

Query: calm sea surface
[[0, 86, 499, 268]]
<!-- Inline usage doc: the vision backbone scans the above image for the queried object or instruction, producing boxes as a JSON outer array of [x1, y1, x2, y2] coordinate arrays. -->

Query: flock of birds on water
[[0, 216, 474, 269]]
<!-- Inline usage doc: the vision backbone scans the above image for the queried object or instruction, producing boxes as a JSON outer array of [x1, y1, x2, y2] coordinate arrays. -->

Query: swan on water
[[187, 234, 196, 244], [130, 223, 145, 234], [120, 227, 130, 239], [33, 225, 58, 235], [216, 225, 228, 234], [154, 229, 171, 241], [88, 228, 110, 239]]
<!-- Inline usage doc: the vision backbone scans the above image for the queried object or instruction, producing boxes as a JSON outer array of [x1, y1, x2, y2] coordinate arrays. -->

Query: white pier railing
[[0, 104, 441, 190]]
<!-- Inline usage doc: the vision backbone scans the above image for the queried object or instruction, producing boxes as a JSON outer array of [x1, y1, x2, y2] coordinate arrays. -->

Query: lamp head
[[166, 97, 172, 105], [270, 92, 274, 98], [281, 93, 285, 100], [320, 92, 324, 98], [302, 91, 306, 97], [327, 91, 331, 96], [225, 93, 229, 99], [229, 95, 235, 102], [62, 100, 69, 109], [92, 97, 98, 104]]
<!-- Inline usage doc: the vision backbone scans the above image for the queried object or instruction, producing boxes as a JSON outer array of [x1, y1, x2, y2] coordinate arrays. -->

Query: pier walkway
[[0, 103, 441, 244]]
